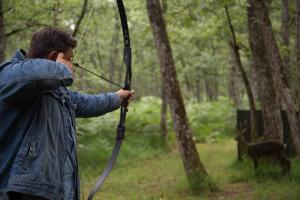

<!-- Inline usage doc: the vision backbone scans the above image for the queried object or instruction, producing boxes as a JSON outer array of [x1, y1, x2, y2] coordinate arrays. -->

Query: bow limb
[[87, 0, 131, 199]]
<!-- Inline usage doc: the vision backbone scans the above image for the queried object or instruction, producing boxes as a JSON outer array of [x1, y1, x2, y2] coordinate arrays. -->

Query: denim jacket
[[0, 50, 121, 199]]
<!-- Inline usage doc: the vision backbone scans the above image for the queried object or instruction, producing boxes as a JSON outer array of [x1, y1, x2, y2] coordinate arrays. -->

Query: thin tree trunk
[[72, 0, 88, 37], [53, 0, 60, 27], [161, 0, 167, 14], [160, 0, 168, 143], [204, 72, 214, 101], [195, 78, 202, 102], [109, 11, 120, 90], [0, 0, 5, 62], [213, 66, 219, 101], [247, 0, 284, 141], [211, 46, 218, 101], [227, 52, 241, 107], [146, 0, 209, 190], [250, 0, 300, 157], [281, 0, 291, 87], [225, 5, 257, 141], [179, 56, 192, 95]]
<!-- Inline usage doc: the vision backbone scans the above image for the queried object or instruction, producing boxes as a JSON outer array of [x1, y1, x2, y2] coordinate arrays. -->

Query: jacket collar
[[0, 49, 27, 71], [13, 49, 27, 60]]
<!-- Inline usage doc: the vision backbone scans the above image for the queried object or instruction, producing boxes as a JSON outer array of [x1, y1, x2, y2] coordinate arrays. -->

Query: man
[[0, 27, 133, 200]]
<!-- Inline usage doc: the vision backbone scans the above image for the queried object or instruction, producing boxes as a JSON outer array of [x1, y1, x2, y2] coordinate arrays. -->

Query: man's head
[[27, 27, 77, 61]]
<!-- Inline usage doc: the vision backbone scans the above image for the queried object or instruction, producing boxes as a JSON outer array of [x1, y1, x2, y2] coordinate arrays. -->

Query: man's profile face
[[64, 48, 74, 62], [47, 48, 74, 61]]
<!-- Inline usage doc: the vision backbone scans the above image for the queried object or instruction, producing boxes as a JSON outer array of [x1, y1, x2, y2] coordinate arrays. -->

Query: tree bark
[[160, 79, 168, 144], [225, 5, 257, 141], [146, 0, 209, 190], [227, 52, 241, 107], [249, 0, 300, 157], [160, 0, 168, 143], [297, 0, 300, 105], [0, 0, 5, 62], [247, 0, 284, 141], [281, 0, 291, 87]]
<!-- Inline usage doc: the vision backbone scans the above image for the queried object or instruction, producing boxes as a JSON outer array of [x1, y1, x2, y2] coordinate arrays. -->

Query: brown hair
[[27, 27, 77, 59]]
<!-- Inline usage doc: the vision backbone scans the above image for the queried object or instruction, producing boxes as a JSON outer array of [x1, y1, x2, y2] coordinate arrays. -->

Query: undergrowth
[[77, 97, 300, 199]]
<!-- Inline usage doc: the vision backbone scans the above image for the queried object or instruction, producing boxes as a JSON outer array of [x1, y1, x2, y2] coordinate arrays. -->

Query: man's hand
[[116, 89, 135, 103], [56, 52, 75, 75]]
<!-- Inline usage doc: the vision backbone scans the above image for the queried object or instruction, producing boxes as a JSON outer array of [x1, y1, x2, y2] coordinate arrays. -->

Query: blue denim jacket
[[0, 50, 121, 200]]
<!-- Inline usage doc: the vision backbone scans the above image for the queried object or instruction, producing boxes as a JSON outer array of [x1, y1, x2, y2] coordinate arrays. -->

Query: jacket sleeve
[[69, 91, 121, 118], [0, 59, 73, 103]]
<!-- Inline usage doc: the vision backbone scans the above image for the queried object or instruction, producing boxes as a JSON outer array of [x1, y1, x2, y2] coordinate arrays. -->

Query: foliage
[[187, 97, 236, 142], [3, 0, 299, 100], [1, 0, 253, 99], [77, 97, 235, 177]]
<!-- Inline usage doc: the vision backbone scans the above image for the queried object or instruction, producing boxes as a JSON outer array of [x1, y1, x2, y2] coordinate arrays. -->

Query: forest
[[1, 0, 300, 199]]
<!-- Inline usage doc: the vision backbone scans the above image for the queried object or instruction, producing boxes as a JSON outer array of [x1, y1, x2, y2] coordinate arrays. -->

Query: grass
[[79, 139, 300, 200]]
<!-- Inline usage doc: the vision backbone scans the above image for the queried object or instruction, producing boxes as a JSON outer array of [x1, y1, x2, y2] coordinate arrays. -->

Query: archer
[[0, 27, 133, 200]]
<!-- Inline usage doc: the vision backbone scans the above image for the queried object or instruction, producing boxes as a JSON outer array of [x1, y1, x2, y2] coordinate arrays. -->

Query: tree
[[160, 0, 168, 144], [297, 0, 300, 103], [0, 0, 5, 62], [146, 0, 210, 191], [247, 0, 284, 141], [225, 5, 257, 141], [281, 0, 291, 87], [249, 0, 300, 157]]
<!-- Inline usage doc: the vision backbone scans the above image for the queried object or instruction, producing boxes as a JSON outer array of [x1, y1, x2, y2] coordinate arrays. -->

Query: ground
[[80, 139, 300, 200]]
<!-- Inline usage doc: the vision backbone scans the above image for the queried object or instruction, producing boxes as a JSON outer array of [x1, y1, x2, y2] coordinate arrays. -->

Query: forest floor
[[80, 139, 300, 200]]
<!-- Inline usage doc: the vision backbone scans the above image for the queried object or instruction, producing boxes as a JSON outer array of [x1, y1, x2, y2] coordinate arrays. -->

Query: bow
[[86, 0, 132, 199]]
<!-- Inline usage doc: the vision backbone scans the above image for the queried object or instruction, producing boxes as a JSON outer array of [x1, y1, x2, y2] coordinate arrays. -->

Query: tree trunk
[[297, 0, 300, 105], [109, 11, 120, 90], [247, 0, 284, 141], [159, 0, 168, 143], [160, 79, 168, 144], [53, 0, 60, 26], [281, 0, 291, 87], [225, 5, 257, 141], [161, 0, 167, 14], [146, 0, 209, 190], [250, 0, 300, 157], [179, 56, 192, 96], [72, 0, 88, 37], [227, 51, 241, 107], [204, 70, 214, 101], [0, 0, 5, 62], [195, 78, 202, 102], [213, 66, 219, 101]]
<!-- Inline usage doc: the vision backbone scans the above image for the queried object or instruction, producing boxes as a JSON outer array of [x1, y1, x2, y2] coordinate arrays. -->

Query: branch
[[72, 0, 88, 37], [224, 5, 238, 50], [5, 21, 49, 37], [0, 6, 13, 15]]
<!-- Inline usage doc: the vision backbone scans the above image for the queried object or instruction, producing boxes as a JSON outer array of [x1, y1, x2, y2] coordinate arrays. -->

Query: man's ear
[[47, 51, 58, 61]]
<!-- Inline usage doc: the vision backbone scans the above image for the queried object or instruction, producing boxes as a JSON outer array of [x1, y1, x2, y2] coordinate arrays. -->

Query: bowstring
[[73, 0, 95, 61], [72, 2, 95, 200]]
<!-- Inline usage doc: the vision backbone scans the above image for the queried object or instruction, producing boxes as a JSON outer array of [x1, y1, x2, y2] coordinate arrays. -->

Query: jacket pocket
[[19, 136, 40, 162], [25, 137, 40, 161]]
